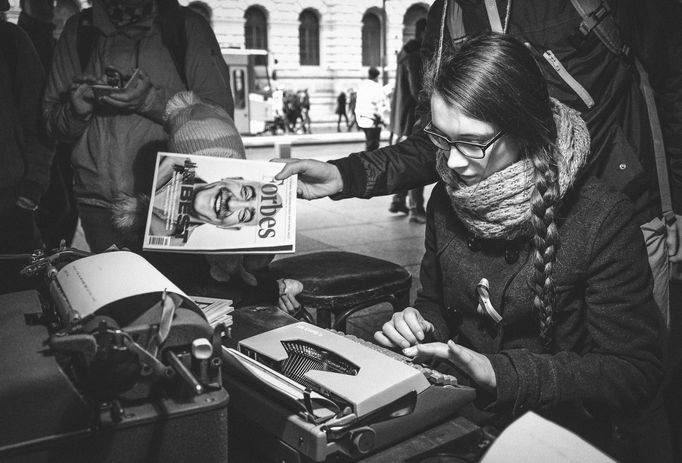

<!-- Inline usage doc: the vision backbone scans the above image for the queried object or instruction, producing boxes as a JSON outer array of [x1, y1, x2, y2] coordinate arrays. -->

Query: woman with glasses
[[374, 34, 662, 454], [272, 33, 663, 454]]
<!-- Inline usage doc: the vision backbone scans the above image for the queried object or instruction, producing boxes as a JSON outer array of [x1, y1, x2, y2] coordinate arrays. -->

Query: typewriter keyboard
[[335, 331, 460, 387]]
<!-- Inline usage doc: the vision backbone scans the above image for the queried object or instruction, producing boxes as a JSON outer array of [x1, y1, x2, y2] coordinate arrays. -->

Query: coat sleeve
[[42, 14, 92, 142], [328, 132, 438, 199], [413, 184, 451, 342], [484, 198, 664, 418], [136, 13, 234, 123], [14, 26, 54, 204]]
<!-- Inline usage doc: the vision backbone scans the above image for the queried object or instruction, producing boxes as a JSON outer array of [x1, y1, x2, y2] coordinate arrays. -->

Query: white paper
[[481, 412, 615, 463], [56, 251, 191, 318]]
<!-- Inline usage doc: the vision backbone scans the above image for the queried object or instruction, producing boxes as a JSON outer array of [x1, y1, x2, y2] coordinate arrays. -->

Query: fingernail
[[403, 347, 416, 356], [417, 330, 424, 341], [400, 340, 410, 349]]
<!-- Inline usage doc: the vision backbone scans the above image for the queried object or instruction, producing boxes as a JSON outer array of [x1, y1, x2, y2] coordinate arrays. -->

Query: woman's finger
[[392, 314, 419, 345], [374, 330, 396, 348], [379, 321, 410, 348]]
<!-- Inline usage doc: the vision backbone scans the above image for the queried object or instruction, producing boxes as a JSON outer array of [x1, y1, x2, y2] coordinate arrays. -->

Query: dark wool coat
[[416, 176, 664, 445]]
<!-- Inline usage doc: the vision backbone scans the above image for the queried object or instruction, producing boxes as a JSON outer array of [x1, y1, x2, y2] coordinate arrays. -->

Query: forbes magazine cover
[[143, 152, 296, 253]]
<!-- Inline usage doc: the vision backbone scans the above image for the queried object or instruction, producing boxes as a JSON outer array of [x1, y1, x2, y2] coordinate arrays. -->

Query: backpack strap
[[483, 0, 504, 33], [635, 58, 675, 223], [568, 0, 630, 58], [77, 8, 97, 71]]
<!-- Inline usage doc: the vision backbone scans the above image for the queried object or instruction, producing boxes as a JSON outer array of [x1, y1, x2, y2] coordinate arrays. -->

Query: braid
[[528, 146, 560, 350]]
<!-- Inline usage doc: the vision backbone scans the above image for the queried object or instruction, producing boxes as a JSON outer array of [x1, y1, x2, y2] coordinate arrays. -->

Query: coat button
[[468, 236, 481, 252], [619, 163, 627, 170], [505, 247, 519, 264]]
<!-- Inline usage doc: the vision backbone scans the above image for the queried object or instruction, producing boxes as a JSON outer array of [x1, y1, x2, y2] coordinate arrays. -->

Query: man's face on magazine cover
[[191, 179, 261, 228]]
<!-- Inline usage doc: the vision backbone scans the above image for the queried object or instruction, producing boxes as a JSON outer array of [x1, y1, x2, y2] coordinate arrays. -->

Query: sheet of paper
[[56, 251, 191, 318], [481, 412, 615, 463]]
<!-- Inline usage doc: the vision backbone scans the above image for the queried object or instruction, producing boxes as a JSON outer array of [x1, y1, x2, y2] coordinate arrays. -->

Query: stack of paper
[[193, 296, 234, 328]]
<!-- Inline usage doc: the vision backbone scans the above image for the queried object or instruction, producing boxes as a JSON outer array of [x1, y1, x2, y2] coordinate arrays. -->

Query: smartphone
[[92, 68, 140, 100]]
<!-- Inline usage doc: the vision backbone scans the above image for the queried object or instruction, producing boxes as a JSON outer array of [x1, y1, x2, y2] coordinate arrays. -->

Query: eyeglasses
[[424, 122, 505, 159]]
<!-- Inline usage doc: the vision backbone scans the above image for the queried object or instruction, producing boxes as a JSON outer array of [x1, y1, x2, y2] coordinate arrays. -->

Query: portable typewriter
[[222, 318, 476, 462], [0, 246, 229, 463]]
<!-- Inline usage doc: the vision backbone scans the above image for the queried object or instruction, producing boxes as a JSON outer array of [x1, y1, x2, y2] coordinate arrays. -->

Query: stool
[[268, 251, 412, 331]]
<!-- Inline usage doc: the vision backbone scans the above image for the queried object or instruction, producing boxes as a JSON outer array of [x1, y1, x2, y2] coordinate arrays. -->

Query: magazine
[[143, 152, 297, 253]]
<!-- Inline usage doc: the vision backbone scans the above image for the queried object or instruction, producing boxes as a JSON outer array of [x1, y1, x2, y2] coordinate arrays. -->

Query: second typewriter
[[222, 320, 475, 462]]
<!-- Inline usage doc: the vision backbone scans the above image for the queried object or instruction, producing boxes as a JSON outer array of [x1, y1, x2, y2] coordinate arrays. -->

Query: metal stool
[[268, 251, 412, 331]]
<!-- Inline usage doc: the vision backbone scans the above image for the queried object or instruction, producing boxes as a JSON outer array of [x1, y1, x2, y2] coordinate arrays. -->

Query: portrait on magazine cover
[[144, 153, 295, 253]]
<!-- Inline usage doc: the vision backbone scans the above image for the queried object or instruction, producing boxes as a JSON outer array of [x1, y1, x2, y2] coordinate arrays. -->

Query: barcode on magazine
[[148, 236, 170, 246]]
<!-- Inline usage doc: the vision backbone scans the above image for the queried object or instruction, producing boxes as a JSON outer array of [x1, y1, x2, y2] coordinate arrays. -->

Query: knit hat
[[163, 91, 245, 159], [113, 91, 244, 240]]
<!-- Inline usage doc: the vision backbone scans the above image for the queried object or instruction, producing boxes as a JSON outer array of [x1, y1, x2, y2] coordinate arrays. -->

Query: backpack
[[442, 0, 674, 224], [76, 0, 190, 88]]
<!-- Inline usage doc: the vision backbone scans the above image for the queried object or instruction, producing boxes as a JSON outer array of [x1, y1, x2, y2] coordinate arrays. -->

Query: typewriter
[[0, 247, 229, 463], [223, 319, 476, 462]]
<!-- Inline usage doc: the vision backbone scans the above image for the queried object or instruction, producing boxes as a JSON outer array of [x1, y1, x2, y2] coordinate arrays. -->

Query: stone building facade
[[204, 0, 430, 129]]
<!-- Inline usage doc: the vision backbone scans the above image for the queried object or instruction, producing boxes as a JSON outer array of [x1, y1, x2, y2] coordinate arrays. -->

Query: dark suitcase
[[0, 290, 229, 463]]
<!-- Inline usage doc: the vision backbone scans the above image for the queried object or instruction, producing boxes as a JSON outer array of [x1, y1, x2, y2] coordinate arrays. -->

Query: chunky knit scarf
[[435, 98, 590, 239]]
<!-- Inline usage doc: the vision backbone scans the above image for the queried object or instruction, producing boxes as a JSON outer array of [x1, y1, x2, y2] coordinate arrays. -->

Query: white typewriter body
[[237, 322, 430, 418], [222, 321, 476, 461]]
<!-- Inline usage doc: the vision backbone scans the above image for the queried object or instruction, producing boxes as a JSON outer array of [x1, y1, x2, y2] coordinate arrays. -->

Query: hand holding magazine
[[143, 153, 297, 254]]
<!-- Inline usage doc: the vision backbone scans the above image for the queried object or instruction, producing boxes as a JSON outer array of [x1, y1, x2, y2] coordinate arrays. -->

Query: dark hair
[[425, 33, 560, 349], [368, 67, 380, 79]]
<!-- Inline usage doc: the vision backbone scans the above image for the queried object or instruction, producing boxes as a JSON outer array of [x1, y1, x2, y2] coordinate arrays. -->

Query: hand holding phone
[[92, 68, 141, 100], [98, 68, 152, 111]]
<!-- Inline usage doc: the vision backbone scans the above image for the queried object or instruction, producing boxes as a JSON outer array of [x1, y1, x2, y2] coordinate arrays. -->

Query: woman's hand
[[272, 158, 344, 200], [374, 307, 434, 349], [403, 340, 497, 390], [277, 278, 303, 314]]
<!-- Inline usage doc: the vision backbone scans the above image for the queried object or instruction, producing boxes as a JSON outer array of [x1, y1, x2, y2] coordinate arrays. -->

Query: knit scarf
[[435, 98, 590, 239]]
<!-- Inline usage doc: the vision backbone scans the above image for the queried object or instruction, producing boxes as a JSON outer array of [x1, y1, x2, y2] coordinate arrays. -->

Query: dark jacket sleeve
[[13, 26, 54, 204], [136, 12, 234, 123], [413, 188, 452, 342], [328, 132, 438, 199], [485, 198, 664, 417]]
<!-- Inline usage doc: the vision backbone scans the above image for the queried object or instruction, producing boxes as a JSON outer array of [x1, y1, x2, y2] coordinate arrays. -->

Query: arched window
[[245, 6, 268, 65], [361, 12, 382, 67], [299, 9, 320, 66], [402, 4, 428, 44]]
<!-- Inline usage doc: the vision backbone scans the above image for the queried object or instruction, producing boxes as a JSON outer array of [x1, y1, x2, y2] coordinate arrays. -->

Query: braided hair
[[424, 33, 561, 349]]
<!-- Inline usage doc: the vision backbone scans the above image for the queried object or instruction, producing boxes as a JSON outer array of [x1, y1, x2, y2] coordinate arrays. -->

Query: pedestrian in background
[[43, 0, 233, 253], [355, 67, 387, 151], [335, 91, 348, 132], [388, 18, 427, 223]]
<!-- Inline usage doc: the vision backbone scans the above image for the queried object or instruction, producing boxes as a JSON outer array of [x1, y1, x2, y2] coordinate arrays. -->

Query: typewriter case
[[0, 290, 229, 463]]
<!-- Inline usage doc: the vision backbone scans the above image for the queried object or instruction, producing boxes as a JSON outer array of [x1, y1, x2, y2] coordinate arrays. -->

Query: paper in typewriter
[[143, 152, 297, 254], [56, 251, 197, 319]]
